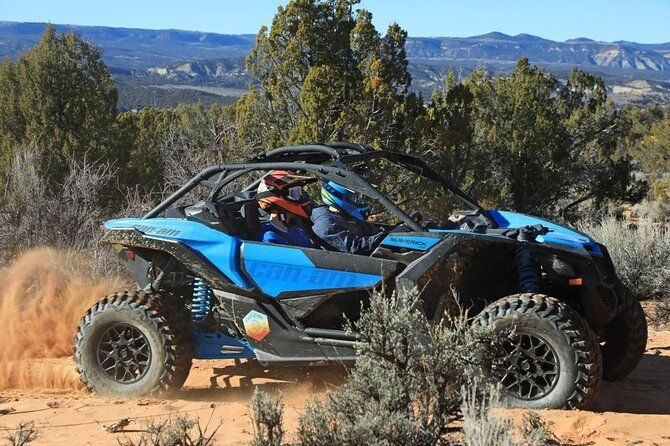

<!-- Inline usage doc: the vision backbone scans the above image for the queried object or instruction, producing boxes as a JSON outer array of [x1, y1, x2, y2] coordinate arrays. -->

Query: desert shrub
[[628, 199, 670, 223], [461, 385, 519, 446], [654, 297, 670, 326], [117, 413, 221, 446], [2, 421, 38, 446], [0, 144, 114, 262], [251, 388, 285, 446], [0, 143, 140, 278], [156, 104, 257, 192], [579, 217, 670, 300], [520, 411, 557, 446], [295, 289, 499, 446]]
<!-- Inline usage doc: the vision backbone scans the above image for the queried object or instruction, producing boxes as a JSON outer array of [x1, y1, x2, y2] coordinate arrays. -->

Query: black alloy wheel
[[97, 323, 152, 384], [498, 332, 559, 400]]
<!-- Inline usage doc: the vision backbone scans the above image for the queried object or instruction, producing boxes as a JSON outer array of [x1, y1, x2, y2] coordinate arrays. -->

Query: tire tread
[[475, 293, 602, 409], [73, 290, 193, 396]]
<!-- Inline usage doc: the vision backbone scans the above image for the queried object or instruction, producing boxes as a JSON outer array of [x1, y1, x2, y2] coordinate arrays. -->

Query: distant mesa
[[469, 31, 513, 41], [565, 37, 596, 43], [2, 21, 670, 106]]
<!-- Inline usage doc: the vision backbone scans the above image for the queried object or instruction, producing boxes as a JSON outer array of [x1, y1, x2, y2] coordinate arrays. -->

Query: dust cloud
[[0, 248, 123, 391]]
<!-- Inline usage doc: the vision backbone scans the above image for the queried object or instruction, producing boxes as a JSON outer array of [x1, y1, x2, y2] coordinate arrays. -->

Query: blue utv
[[74, 142, 647, 409]]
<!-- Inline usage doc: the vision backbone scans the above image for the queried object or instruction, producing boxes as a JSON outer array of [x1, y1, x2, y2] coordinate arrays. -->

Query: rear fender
[[105, 218, 252, 288], [102, 223, 253, 296]]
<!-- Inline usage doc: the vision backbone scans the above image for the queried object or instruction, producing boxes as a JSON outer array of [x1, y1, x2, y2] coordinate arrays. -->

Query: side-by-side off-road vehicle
[[74, 142, 647, 409]]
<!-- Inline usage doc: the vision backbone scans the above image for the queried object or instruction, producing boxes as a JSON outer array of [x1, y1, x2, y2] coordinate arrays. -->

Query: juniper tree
[[0, 25, 118, 188]]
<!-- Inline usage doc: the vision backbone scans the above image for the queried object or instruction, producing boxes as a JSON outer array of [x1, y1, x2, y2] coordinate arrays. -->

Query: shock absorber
[[191, 277, 213, 323], [516, 246, 540, 293]]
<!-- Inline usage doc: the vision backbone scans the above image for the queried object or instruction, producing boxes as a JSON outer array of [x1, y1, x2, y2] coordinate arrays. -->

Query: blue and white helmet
[[321, 181, 370, 221]]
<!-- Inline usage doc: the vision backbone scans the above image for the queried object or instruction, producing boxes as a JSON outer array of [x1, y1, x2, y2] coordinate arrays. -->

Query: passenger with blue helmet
[[310, 181, 387, 255]]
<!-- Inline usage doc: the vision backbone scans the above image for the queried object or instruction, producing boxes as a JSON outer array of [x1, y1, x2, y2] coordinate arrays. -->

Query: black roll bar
[[338, 150, 487, 215], [143, 161, 423, 231], [142, 143, 489, 231], [321, 141, 372, 153], [256, 144, 340, 161], [143, 165, 224, 219]]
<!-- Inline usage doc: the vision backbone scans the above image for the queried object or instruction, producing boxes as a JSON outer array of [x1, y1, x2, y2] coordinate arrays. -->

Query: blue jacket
[[310, 206, 387, 255], [256, 222, 314, 248]]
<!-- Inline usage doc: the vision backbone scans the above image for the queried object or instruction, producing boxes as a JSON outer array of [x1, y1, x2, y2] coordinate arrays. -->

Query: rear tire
[[475, 293, 602, 409], [74, 290, 193, 397], [601, 286, 647, 381]]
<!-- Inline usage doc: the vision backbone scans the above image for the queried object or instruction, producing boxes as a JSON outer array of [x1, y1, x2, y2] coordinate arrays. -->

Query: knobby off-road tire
[[74, 290, 193, 397], [475, 293, 602, 409], [601, 286, 647, 381]]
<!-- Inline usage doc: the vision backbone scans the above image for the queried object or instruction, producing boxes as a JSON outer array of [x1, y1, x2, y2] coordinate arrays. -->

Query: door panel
[[241, 242, 401, 298]]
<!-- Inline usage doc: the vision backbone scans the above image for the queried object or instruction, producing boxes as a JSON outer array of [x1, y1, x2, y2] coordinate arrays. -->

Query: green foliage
[[116, 102, 250, 196], [639, 114, 670, 201], [456, 60, 647, 216], [653, 179, 670, 205], [238, 0, 421, 153], [0, 25, 118, 188], [295, 290, 498, 446], [0, 0, 664, 221], [115, 107, 173, 193], [237, 0, 648, 217]]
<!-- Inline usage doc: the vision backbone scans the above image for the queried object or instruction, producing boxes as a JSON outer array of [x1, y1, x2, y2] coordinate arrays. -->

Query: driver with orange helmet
[[255, 170, 314, 248]]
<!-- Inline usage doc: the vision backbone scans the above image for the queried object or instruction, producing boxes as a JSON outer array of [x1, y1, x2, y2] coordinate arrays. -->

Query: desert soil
[[0, 329, 667, 445]]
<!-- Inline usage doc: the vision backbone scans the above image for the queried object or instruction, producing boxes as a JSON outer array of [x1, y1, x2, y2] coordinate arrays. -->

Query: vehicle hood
[[488, 210, 602, 255]]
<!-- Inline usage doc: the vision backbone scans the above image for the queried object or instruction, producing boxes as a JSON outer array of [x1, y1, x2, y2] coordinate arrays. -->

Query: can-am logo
[[133, 224, 181, 237]]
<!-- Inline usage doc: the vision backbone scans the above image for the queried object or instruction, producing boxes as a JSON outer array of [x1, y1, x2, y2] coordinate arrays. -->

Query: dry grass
[[460, 386, 519, 446], [579, 217, 670, 302], [520, 411, 557, 446], [117, 413, 222, 446], [2, 421, 38, 446], [0, 144, 124, 277]]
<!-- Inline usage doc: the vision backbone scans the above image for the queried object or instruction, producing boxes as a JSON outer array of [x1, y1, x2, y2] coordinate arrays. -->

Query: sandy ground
[[0, 329, 668, 446]]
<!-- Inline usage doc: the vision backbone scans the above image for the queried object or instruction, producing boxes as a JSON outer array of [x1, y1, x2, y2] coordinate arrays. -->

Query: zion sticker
[[243, 310, 270, 342]]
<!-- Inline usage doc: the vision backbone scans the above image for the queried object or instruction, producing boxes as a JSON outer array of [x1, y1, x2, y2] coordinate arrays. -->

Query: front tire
[[475, 293, 602, 409], [74, 290, 193, 397]]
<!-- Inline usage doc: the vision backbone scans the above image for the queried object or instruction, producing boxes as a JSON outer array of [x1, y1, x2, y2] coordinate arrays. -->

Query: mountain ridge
[[2, 21, 669, 72], [2, 21, 669, 108]]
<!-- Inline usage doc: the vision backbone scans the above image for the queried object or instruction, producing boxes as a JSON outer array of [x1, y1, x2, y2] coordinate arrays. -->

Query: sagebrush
[[251, 388, 285, 446], [244, 289, 499, 446], [579, 217, 670, 301]]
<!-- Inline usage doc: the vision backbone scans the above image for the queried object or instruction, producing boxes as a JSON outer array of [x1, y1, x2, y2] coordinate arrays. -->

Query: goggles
[[287, 186, 305, 202]]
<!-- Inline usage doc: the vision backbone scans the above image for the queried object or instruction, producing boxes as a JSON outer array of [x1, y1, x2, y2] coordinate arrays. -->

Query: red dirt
[[0, 248, 122, 391]]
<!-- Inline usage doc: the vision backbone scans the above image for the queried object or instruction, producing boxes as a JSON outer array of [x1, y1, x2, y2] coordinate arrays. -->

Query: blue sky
[[1, 0, 669, 43]]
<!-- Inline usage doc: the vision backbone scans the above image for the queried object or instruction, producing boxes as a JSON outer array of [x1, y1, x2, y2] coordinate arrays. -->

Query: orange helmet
[[256, 170, 312, 218]]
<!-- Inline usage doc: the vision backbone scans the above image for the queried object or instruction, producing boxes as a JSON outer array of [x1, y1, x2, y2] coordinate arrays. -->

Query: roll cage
[[143, 142, 494, 231]]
